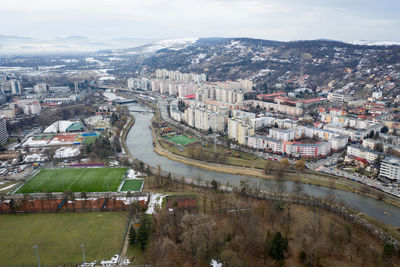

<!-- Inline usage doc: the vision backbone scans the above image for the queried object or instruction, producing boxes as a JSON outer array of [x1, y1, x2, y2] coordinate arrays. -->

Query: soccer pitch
[[120, 179, 143, 191], [17, 167, 128, 193], [0, 212, 126, 265], [165, 134, 198, 146]]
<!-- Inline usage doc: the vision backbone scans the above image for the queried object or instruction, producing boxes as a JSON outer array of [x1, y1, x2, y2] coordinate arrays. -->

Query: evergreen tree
[[129, 225, 136, 245], [137, 215, 152, 251], [269, 232, 288, 264]]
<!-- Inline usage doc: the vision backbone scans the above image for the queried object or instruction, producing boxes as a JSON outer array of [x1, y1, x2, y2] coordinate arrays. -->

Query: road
[[307, 157, 400, 198]]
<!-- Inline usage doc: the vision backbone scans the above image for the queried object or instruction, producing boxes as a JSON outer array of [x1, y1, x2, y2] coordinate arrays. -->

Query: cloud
[[0, 0, 398, 41]]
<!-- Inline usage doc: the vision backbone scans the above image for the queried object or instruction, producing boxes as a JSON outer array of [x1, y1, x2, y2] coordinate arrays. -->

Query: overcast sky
[[1, 0, 399, 41]]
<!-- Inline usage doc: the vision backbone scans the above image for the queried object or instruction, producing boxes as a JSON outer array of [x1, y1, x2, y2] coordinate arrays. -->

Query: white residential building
[[9, 80, 22, 95], [380, 156, 400, 181], [127, 78, 148, 90], [346, 145, 381, 163], [10, 99, 41, 115], [34, 83, 48, 94], [372, 91, 383, 99], [268, 128, 295, 141], [228, 117, 254, 145], [327, 92, 354, 102]]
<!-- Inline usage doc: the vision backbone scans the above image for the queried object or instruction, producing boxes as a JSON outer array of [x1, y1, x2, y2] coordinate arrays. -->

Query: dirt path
[[120, 218, 133, 261]]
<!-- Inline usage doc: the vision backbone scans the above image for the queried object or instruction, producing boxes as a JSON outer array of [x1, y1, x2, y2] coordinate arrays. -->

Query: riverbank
[[147, 100, 400, 208], [116, 90, 400, 210], [121, 115, 135, 158], [151, 122, 396, 199]]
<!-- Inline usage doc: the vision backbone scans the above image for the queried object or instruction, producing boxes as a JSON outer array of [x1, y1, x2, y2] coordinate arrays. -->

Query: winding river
[[122, 100, 400, 226]]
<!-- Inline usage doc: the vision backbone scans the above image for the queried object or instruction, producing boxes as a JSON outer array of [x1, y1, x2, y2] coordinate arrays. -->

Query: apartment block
[[268, 128, 295, 141], [380, 156, 400, 181], [127, 77, 149, 90], [0, 116, 7, 144], [245, 100, 303, 116], [346, 145, 381, 163]]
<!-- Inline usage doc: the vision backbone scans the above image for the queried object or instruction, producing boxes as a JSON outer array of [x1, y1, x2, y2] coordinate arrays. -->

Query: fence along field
[[16, 167, 128, 193]]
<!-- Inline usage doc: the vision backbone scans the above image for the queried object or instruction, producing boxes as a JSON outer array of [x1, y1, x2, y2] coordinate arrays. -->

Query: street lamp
[[80, 244, 86, 264], [33, 245, 40, 267]]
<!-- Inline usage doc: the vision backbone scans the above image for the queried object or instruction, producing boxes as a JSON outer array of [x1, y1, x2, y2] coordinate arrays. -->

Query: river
[[120, 98, 400, 226]]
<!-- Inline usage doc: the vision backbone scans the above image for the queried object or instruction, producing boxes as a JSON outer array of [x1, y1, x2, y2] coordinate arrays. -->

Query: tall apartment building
[[228, 116, 255, 145], [0, 116, 8, 145], [34, 83, 48, 94], [155, 69, 207, 83], [127, 78, 148, 90], [183, 104, 227, 133], [380, 156, 400, 181], [10, 80, 22, 95]]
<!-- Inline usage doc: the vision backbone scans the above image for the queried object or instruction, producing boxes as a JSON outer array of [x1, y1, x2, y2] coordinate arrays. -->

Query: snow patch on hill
[[348, 40, 400, 46], [143, 38, 198, 53]]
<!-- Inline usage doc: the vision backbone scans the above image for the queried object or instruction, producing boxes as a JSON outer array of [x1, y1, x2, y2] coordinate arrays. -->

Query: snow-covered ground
[[348, 40, 400, 46], [85, 115, 109, 126], [23, 153, 48, 163], [210, 259, 223, 267], [47, 137, 76, 146], [0, 184, 18, 192], [126, 169, 143, 179], [99, 76, 116, 81], [44, 120, 74, 133], [103, 90, 124, 101], [146, 193, 165, 214], [54, 147, 80, 158], [115, 196, 148, 205], [143, 38, 198, 53], [23, 137, 49, 147]]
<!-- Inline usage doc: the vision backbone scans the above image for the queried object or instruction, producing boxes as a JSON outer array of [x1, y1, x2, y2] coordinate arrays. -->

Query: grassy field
[[160, 140, 271, 169], [120, 179, 143, 191], [17, 167, 128, 193], [165, 134, 198, 146], [84, 135, 99, 145], [0, 212, 127, 265]]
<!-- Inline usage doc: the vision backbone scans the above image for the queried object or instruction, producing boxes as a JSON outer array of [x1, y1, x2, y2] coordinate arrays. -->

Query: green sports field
[[17, 167, 128, 193], [120, 179, 143, 191], [84, 135, 98, 145], [165, 134, 198, 146], [0, 212, 127, 265]]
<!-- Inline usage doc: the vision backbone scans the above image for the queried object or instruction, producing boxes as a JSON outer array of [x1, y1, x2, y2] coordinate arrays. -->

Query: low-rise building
[[245, 100, 303, 116], [327, 92, 354, 102]]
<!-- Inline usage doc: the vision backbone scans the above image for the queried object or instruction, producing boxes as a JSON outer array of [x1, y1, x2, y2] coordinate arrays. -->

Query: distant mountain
[[110, 37, 400, 96], [0, 35, 160, 55], [1, 35, 399, 97]]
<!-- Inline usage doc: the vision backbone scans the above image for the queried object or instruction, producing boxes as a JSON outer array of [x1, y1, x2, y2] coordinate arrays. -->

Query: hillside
[[113, 37, 400, 96]]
